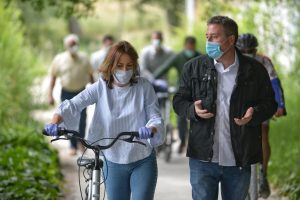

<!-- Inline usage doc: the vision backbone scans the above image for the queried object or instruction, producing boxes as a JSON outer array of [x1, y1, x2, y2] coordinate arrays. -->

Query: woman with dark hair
[[44, 41, 165, 200]]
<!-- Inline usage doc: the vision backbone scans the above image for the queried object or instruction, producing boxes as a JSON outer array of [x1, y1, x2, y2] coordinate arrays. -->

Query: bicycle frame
[[87, 149, 101, 200], [156, 85, 177, 162], [77, 149, 103, 200], [43, 129, 146, 200]]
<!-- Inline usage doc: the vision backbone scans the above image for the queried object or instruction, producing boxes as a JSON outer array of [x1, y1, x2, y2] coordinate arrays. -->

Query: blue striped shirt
[[56, 77, 165, 164]]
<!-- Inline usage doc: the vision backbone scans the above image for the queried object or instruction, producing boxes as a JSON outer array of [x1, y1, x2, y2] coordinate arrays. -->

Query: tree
[[5, 0, 96, 18], [134, 0, 185, 28]]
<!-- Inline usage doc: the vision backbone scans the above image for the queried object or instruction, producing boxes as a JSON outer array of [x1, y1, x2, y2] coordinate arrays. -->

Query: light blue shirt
[[56, 77, 165, 164], [212, 51, 239, 166]]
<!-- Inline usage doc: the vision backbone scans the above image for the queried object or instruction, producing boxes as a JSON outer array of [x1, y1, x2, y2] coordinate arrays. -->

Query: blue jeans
[[61, 88, 86, 149], [189, 159, 251, 200], [103, 151, 157, 200]]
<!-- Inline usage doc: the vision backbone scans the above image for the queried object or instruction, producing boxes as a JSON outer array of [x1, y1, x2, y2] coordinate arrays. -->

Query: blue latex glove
[[138, 127, 152, 139], [44, 123, 58, 136]]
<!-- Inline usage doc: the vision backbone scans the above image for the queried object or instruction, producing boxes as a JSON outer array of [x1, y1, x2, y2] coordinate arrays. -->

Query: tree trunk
[[165, 0, 184, 28], [68, 16, 81, 36]]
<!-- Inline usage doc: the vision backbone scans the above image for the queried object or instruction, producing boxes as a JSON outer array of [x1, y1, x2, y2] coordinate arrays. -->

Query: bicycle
[[42, 128, 148, 200], [152, 79, 177, 162]]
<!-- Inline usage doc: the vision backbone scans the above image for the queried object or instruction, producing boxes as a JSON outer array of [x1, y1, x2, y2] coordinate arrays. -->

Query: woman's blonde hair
[[100, 41, 139, 88]]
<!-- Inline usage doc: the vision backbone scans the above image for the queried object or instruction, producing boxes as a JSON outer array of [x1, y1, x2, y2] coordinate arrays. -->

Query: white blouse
[[56, 77, 165, 164]]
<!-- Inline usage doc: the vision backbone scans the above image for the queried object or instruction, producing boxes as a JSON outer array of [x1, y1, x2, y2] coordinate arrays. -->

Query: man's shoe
[[258, 171, 271, 198]]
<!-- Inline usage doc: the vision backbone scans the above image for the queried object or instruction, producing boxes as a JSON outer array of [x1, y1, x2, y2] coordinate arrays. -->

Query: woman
[[44, 41, 165, 200]]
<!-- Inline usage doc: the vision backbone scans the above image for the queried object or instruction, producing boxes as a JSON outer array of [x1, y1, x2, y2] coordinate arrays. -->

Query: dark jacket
[[173, 49, 277, 167]]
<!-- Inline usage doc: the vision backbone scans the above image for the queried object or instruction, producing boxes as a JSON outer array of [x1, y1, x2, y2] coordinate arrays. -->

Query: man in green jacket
[[153, 36, 201, 153]]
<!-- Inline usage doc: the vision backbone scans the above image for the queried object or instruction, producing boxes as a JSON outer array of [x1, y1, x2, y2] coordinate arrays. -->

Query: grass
[[268, 76, 300, 199]]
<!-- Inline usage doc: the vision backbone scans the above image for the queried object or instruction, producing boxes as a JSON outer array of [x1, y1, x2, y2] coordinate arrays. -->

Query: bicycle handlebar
[[42, 128, 152, 150]]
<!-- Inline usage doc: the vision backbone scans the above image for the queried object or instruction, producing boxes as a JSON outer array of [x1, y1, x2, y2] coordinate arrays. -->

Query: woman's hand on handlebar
[[138, 127, 155, 139], [44, 123, 59, 136]]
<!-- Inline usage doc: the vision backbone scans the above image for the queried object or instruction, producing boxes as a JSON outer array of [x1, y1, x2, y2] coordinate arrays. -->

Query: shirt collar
[[214, 51, 239, 73]]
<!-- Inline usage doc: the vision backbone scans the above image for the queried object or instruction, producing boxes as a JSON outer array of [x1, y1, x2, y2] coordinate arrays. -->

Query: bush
[[0, 123, 62, 199], [0, 2, 36, 125], [269, 74, 300, 200], [0, 2, 62, 199]]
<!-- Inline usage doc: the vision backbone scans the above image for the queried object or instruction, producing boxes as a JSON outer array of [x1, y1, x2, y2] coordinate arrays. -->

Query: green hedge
[[269, 75, 300, 200], [0, 123, 62, 199], [0, 2, 62, 199]]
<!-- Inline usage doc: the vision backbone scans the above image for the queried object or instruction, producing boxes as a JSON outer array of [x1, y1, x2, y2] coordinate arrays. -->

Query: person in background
[[140, 31, 173, 81], [90, 34, 114, 80], [236, 33, 287, 199], [153, 36, 201, 154], [44, 41, 165, 200], [173, 15, 277, 200], [48, 34, 94, 155]]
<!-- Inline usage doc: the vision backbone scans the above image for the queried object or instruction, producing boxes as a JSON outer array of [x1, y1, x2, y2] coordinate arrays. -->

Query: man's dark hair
[[102, 34, 114, 43], [184, 36, 196, 45], [207, 16, 238, 44], [152, 31, 163, 40]]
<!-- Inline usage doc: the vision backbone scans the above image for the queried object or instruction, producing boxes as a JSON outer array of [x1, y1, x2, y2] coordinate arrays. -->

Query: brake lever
[[122, 135, 146, 146], [130, 140, 146, 146], [50, 137, 68, 143]]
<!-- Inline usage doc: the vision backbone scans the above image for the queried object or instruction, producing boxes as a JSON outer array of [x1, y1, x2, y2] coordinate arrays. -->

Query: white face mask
[[68, 45, 79, 54], [113, 69, 133, 85]]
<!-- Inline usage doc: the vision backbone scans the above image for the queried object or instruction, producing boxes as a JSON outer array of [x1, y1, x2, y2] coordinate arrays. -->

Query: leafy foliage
[[0, 123, 62, 200], [0, 2, 61, 199], [134, 0, 185, 27], [268, 74, 300, 199], [0, 2, 38, 126], [6, 0, 96, 18]]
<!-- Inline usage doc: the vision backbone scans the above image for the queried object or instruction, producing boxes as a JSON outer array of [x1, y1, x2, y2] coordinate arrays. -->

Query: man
[[236, 33, 286, 199], [140, 31, 173, 81], [153, 36, 201, 154], [48, 34, 94, 155], [90, 34, 114, 80], [173, 16, 277, 200]]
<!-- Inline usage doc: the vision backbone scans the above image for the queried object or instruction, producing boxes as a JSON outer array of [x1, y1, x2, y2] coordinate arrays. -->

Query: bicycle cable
[[77, 136, 129, 200]]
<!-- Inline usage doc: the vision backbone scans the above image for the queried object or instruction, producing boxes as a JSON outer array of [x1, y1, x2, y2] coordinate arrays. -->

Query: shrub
[[0, 2, 62, 199], [0, 123, 62, 200]]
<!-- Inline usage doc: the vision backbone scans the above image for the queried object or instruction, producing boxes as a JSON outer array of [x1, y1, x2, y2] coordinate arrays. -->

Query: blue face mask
[[152, 39, 162, 48], [184, 50, 195, 58], [206, 41, 223, 60]]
